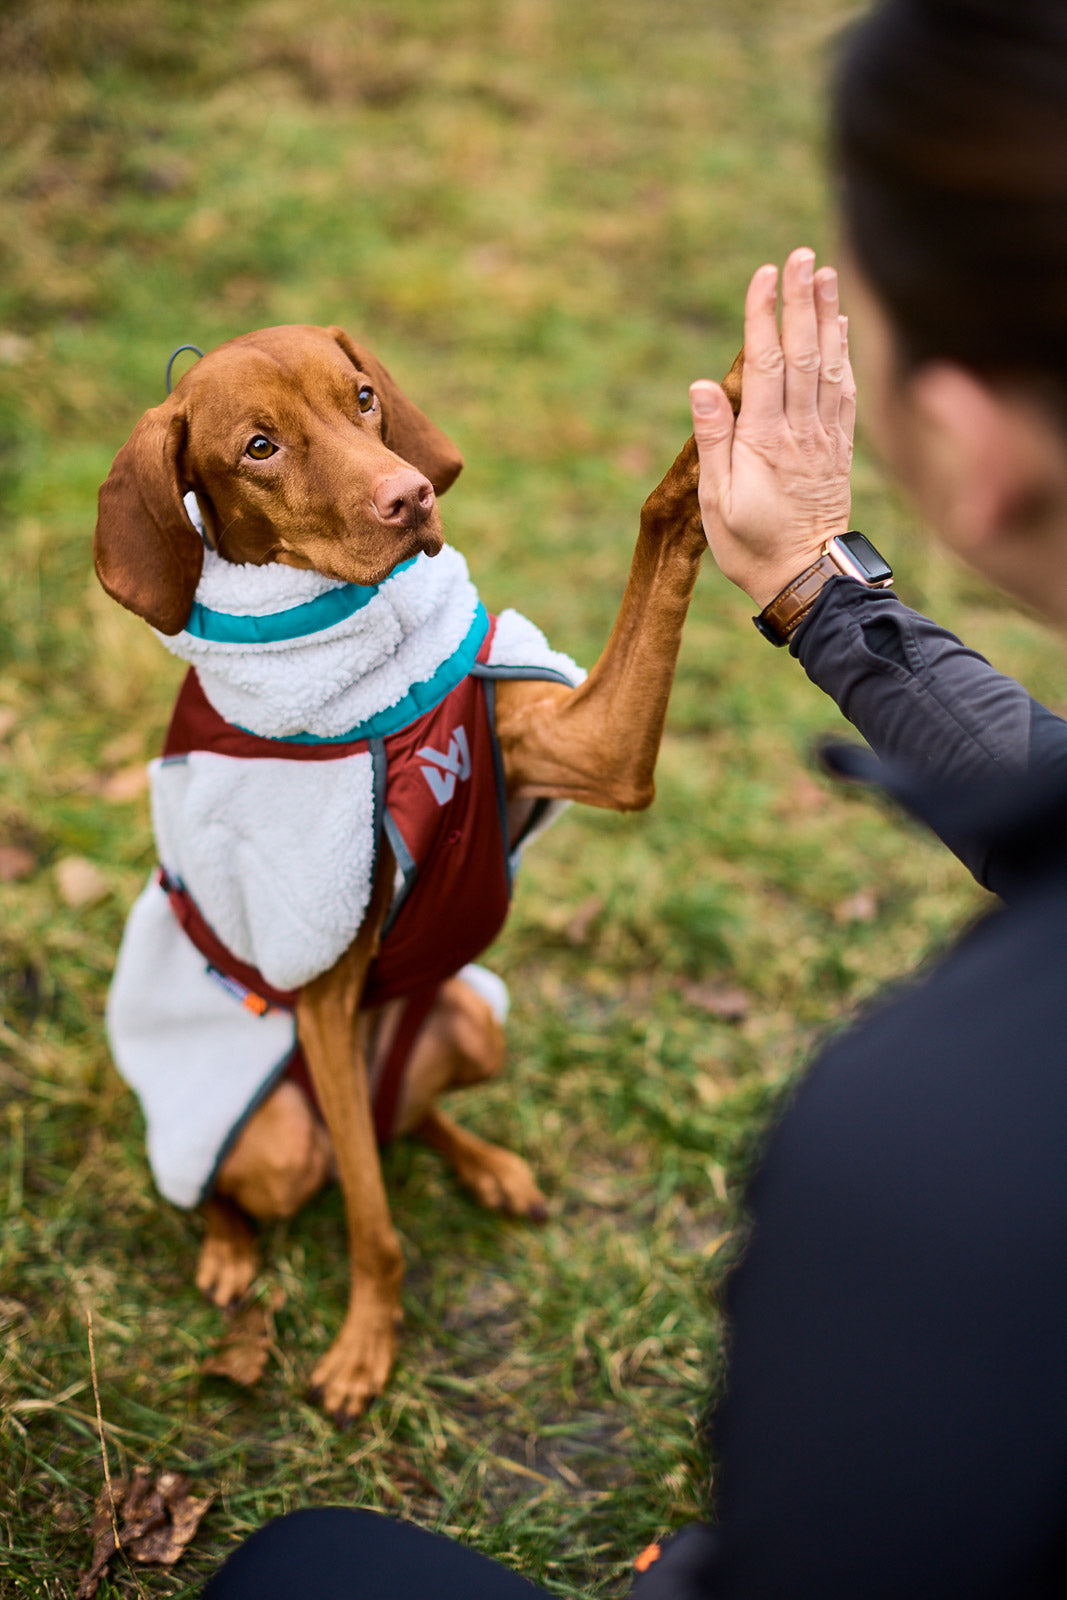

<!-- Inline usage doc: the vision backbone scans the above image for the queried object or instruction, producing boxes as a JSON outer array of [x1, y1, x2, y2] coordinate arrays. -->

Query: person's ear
[[908, 364, 1062, 557]]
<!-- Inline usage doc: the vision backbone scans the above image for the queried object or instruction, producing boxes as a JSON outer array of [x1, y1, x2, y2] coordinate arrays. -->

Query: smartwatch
[[753, 532, 893, 647]]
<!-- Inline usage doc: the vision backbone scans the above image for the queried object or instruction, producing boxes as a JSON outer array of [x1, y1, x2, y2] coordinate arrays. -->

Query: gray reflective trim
[[480, 677, 516, 892], [369, 737, 388, 877], [382, 808, 418, 936], [195, 1040, 297, 1205], [369, 734, 402, 930], [471, 662, 575, 686]]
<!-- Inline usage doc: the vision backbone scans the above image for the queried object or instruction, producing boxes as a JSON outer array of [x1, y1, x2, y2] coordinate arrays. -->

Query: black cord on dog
[[166, 344, 204, 395]]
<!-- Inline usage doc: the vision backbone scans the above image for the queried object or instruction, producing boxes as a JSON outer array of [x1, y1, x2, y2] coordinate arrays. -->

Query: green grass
[[2, 0, 1064, 1594]]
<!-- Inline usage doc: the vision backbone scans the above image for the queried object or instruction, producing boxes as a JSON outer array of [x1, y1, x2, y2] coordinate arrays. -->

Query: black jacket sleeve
[[791, 578, 1067, 887]]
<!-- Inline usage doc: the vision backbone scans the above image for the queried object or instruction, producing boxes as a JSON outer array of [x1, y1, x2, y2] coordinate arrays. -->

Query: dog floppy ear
[[94, 402, 203, 636], [330, 327, 464, 495]]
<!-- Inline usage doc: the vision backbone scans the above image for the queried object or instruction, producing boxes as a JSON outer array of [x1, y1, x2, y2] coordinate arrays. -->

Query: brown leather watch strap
[[753, 553, 841, 646]]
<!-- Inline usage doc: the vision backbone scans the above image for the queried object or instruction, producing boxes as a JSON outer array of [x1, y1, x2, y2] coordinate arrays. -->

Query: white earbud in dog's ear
[[183, 490, 216, 551]]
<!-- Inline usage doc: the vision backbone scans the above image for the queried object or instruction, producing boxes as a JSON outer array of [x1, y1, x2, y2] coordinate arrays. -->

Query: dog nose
[[371, 468, 436, 529]]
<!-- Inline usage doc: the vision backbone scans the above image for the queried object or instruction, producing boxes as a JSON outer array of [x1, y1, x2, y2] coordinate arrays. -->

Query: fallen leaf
[[55, 856, 109, 908], [77, 1468, 213, 1597], [0, 844, 36, 881], [131, 1472, 213, 1566], [98, 763, 149, 802], [201, 1286, 285, 1387], [681, 980, 752, 1021], [834, 889, 879, 925], [78, 1510, 119, 1598], [564, 893, 604, 947]]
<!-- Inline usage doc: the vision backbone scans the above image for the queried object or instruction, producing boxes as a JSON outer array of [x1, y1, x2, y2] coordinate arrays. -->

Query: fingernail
[[689, 382, 719, 416], [798, 250, 815, 282]]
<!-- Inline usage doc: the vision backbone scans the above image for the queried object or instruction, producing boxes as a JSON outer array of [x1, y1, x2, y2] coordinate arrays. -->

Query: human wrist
[[752, 532, 893, 646], [736, 548, 832, 610]]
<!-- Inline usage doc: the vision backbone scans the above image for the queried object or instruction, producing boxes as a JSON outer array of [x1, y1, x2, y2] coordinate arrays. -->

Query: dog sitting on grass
[[94, 324, 740, 1420]]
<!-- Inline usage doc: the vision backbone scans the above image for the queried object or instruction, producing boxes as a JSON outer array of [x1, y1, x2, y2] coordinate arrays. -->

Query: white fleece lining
[[151, 750, 377, 992], [107, 875, 299, 1209], [156, 545, 485, 740], [487, 608, 586, 686]]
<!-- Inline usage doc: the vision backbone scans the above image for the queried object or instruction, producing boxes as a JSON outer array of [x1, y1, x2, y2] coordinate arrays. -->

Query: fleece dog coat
[[107, 519, 583, 1208]]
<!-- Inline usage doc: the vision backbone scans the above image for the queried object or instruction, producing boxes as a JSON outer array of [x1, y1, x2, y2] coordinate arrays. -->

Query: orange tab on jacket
[[634, 1542, 662, 1573]]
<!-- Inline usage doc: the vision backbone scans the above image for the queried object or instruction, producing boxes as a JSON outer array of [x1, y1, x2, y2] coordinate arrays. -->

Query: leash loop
[[166, 344, 204, 394]]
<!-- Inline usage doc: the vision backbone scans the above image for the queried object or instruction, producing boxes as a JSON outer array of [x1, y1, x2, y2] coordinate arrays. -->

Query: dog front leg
[[296, 868, 403, 1423], [494, 437, 705, 810], [495, 353, 742, 810]]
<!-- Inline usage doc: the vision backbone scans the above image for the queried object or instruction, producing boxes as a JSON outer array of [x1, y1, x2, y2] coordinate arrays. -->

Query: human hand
[[688, 248, 856, 608]]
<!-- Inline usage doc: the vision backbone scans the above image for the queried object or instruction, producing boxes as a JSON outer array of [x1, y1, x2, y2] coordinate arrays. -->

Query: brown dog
[[95, 324, 741, 1420]]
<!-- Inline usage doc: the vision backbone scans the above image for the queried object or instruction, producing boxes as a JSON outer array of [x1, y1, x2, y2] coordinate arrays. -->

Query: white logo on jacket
[[417, 725, 471, 805]]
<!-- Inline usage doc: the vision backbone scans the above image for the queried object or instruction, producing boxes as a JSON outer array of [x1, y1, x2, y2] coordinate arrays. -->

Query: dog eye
[[246, 435, 277, 459], [357, 386, 376, 414]]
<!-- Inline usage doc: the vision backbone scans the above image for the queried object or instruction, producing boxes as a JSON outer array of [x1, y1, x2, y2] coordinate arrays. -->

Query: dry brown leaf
[[564, 893, 605, 947], [834, 889, 879, 925], [681, 980, 752, 1021], [0, 843, 36, 881], [201, 1287, 285, 1387], [76, 1468, 214, 1597], [55, 856, 109, 908], [155, 1486, 214, 1564], [99, 763, 150, 802], [77, 1519, 118, 1598]]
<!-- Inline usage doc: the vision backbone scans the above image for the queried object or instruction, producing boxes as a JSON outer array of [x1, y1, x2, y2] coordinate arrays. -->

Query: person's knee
[[201, 1507, 387, 1597]]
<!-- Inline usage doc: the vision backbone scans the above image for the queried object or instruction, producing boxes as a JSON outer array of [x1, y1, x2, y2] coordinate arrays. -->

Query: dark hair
[[834, 0, 1067, 403]]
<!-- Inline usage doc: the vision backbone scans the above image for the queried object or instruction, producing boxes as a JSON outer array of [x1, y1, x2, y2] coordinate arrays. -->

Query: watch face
[[836, 531, 893, 585]]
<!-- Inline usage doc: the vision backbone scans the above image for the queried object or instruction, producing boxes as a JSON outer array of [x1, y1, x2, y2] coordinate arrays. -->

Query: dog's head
[[93, 325, 464, 635]]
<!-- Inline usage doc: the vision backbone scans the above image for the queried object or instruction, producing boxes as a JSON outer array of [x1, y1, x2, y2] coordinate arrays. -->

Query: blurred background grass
[[2, 1, 1064, 1594]]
